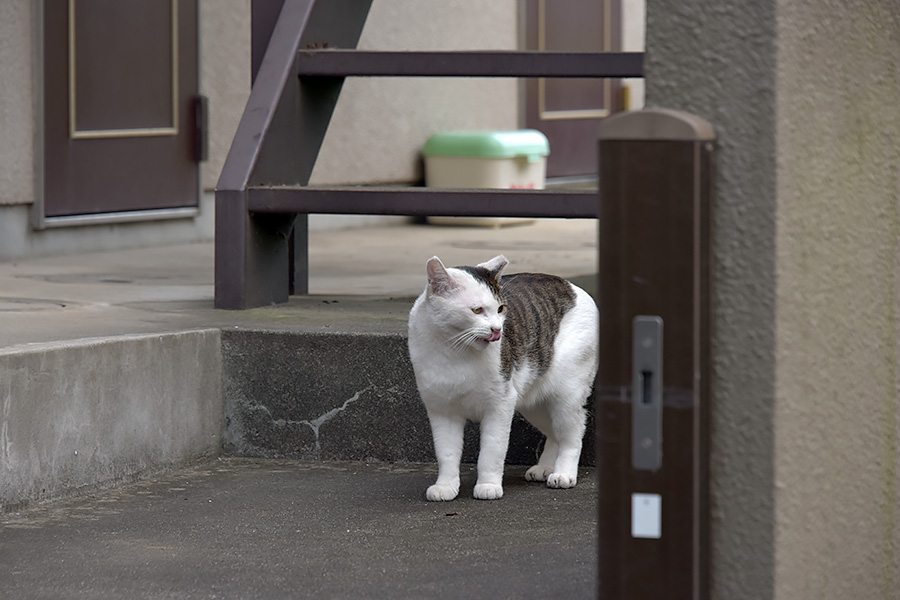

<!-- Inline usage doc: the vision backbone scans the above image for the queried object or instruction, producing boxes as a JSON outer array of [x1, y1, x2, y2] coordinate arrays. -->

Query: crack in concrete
[[2, 388, 11, 468], [244, 385, 375, 457], [299, 386, 373, 456]]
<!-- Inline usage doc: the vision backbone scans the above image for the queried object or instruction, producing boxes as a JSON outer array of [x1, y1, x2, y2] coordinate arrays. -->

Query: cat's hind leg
[[518, 403, 558, 482], [425, 410, 466, 501], [545, 395, 588, 489]]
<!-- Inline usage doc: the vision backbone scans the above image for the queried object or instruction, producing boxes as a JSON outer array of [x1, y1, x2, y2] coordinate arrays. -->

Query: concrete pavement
[[1, 458, 598, 599], [0, 220, 600, 598], [0, 219, 597, 349]]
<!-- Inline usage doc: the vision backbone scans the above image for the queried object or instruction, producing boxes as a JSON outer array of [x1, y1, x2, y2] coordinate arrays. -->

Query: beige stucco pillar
[[646, 1, 900, 598]]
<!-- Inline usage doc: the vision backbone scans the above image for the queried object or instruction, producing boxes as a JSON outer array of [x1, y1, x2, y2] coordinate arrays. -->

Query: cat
[[407, 254, 599, 501]]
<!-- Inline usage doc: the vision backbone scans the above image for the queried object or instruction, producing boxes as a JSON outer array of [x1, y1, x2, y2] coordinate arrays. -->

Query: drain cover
[[20, 273, 206, 286], [0, 298, 72, 312]]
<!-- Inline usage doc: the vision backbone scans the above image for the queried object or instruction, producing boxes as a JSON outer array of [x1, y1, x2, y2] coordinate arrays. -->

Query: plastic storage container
[[422, 129, 549, 226]]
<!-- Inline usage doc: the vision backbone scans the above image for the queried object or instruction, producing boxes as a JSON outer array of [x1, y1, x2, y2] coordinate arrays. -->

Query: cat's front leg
[[473, 404, 515, 500], [425, 410, 466, 501]]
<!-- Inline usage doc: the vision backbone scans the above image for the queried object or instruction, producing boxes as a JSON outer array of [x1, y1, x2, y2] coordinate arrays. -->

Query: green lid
[[423, 130, 549, 161]]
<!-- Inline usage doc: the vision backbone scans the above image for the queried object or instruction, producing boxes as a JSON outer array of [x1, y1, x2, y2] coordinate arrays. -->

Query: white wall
[[0, 0, 36, 207], [621, 0, 645, 109]]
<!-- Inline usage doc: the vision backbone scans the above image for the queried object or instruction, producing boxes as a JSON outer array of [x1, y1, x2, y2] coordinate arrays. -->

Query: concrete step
[[0, 330, 223, 512], [222, 329, 596, 466], [2, 287, 597, 511]]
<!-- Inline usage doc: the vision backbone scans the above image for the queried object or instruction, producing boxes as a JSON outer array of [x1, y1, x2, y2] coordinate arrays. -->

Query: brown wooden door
[[42, 0, 199, 219], [525, 0, 622, 178]]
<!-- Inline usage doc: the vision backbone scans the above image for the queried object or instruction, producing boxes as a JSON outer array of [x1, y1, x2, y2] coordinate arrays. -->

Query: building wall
[[0, 0, 521, 255], [200, 0, 253, 193], [0, 0, 35, 207], [0, 0, 249, 259], [620, 0, 645, 109], [310, 0, 520, 186], [647, 0, 900, 598], [646, 1, 779, 597], [203, 0, 522, 191], [773, 2, 900, 598], [307, 0, 520, 229], [0, 0, 252, 206]]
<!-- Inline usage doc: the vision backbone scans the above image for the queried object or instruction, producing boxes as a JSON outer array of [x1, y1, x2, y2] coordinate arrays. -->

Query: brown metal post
[[251, 0, 287, 83], [596, 109, 714, 599], [215, 0, 372, 308]]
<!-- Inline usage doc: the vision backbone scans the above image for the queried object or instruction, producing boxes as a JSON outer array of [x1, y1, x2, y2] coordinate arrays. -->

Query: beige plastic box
[[422, 130, 549, 227]]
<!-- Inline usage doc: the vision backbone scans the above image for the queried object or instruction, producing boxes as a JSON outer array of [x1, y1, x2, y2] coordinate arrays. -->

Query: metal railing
[[215, 0, 643, 309]]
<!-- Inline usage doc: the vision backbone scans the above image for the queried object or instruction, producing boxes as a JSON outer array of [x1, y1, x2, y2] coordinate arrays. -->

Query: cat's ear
[[426, 256, 458, 296], [477, 255, 508, 279]]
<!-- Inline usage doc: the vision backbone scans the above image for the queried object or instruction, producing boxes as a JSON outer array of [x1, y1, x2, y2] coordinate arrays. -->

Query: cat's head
[[423, 255, 509, 351]]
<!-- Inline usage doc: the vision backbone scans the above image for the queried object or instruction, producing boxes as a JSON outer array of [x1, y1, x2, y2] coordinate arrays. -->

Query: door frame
[[520, 0, 622, 180], [31, 0, 202, 230]]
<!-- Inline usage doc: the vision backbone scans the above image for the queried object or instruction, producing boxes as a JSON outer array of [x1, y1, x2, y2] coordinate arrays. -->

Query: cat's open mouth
[[482, 330, 502, 343]]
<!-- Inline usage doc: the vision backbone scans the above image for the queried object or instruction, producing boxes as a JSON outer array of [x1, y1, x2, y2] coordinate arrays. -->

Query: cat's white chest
[[409, 339, 505, 416]]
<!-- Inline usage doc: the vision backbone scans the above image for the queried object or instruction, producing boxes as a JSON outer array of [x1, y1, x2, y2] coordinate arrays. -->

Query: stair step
[[222, 329, 596, 466], [296, 50, 644, 78], [246, 186, 599, 218]]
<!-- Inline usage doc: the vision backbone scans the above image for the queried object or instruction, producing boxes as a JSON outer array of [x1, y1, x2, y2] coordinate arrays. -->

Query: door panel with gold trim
[[43, 0, 199, 219], [525, 0, 621, 178]]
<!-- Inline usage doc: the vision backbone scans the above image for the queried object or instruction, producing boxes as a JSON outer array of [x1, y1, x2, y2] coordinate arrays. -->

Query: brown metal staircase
[[215, 0, 643, 309]]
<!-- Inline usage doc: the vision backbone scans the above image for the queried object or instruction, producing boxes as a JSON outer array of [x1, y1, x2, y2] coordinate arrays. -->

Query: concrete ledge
[[223, 330, 426, 461], [222, 329, 595, 466], [0, 330, 223, 511], [1, 322, 595, 512]]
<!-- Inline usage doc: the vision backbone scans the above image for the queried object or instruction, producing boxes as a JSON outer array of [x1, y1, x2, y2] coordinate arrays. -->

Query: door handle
[[632, 315, 663, 471], [194, 95, 209, 163]]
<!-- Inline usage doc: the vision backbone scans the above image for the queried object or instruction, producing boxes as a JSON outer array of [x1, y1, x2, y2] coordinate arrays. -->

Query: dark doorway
[[41, 0, 200, 220], [524, 0, 622, 178]]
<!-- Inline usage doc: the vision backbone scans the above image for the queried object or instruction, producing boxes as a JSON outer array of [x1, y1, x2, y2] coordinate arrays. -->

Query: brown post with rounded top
[[596, 108, 714, 599]]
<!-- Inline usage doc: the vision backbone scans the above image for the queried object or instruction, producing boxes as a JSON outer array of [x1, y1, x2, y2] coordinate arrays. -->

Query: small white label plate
[[631, 493, 662, 539]]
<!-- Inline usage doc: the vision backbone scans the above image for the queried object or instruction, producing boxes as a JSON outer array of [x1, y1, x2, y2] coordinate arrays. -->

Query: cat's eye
[[472, 307, 483, 315], [498, 305, 507, 314]]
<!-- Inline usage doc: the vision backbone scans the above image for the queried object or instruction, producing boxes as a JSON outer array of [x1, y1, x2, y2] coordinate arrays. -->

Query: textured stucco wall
[[193, 0, 519, 230], [648, 0, 900, 598], [621, 0, 645, 109], [198, 0, 521, 189], [646, 1, 779, 597], [774, 2, 900, 598], [0, 0, 35, 206], [309, 0, 520, 185], [199, 0, 252, 192]]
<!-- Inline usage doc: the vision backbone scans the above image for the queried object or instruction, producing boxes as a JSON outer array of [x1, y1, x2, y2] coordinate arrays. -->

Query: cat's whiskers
[[447, 327, 488, 353]]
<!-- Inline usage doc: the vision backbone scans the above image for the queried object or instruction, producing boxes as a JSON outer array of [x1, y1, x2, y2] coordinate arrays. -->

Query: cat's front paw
[[546, 473, 577, 489], [426, 483, 459, 502], [473, 482, 504, 500], [525, 465, 552, 482]]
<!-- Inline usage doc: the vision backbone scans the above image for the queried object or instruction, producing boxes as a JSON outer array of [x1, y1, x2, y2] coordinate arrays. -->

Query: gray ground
[[0, 459, 598, 599], [1, 220, 600, 598]]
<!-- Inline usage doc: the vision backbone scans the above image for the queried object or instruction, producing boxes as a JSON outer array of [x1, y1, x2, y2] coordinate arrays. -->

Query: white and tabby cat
[[408, 255, 599, 501]]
